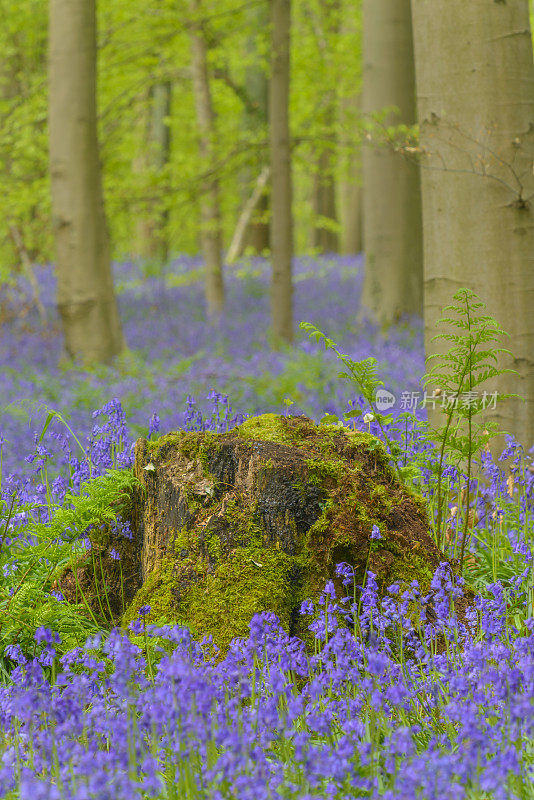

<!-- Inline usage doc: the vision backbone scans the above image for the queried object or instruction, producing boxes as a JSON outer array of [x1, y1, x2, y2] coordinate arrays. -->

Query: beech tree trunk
[[242, 0, 270, 255], [339, 92, 363, 255], [312, 134, 339, 254], [311, 0, 340, 254], [269, 0, 293, 345], [135, 82, 172, 267], [189, 0, 224, 317], [361, 0, 422, 324], [411, 0, 534, 450], [48, 0, 124, 364]]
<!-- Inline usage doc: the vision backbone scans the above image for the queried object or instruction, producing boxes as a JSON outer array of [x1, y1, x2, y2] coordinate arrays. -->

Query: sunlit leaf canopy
[[0, 0, 362, 284]]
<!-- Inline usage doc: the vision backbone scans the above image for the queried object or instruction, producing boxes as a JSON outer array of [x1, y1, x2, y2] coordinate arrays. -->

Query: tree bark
[[134, 82, 172, 267], [361, 0, 423, 324], [339, 92, 363, 255], [312, 142, 339, 253], [242, 0, 270, 255], [48, 0, 124, 364], [189, 0, 224, 317], [311, 0, 340, 254], [411, 0, 534, 450], [269, 0, 293, 345]]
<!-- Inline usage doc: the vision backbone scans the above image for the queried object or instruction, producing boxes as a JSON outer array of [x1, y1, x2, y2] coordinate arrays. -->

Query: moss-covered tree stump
[[121, 414, 447, 652]]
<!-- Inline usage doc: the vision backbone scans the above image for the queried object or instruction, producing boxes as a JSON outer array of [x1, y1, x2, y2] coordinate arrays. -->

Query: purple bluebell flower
[[300, 599, 314, 615], [148, 412, 160, 437]]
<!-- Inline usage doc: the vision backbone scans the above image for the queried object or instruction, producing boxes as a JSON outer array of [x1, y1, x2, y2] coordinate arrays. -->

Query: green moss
[[146, 430, 184, 455], [206, 534, 222, 563], [319, 425, 376, 447], [146, 429, 217, 469], [122, 547, 300, 655], [370, 484, 395, 515], [406, 488, 431, 523], [171, 526, 193, 553], [239, 413, 386, 455], [185, 547, 298, 653], [305, 458, 346, 486], [238, 414, 297, 444], [379, 539, 434, 596], [122, 558, 177, 627], [219, 496, 264, 549]]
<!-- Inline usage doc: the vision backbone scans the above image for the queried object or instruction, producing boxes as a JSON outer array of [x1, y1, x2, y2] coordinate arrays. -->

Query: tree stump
[[120, 414, 447, 652]]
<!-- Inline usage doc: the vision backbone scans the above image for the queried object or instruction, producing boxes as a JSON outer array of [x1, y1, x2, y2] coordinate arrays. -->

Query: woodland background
[[1, 0, 534, 452], [1, 6, 534, 795]]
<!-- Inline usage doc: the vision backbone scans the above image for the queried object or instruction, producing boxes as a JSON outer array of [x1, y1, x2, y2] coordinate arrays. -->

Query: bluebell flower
[[148, 412, 160, 437], [371, 524, 382, 539]]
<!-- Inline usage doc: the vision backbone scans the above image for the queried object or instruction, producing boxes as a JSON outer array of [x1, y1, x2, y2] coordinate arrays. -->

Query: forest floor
[[0, 254, 424, 475], [0, 256, 532, 799]]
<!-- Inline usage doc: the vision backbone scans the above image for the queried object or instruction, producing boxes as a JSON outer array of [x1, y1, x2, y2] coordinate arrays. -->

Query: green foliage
[[0, 0, 50, 281], [302, 290, 519, 574], [423, 288, 517, 566], [0, 581, 100, 679], [300, 321, 405, 479], [0, 467, 140, 673], [0, 0, 364, 276], [300, 321, 383, 406]]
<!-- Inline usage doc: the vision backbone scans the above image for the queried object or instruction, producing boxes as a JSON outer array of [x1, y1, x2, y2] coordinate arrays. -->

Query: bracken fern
[[0, 467, 140, 673], [423, 288, 517, 569]]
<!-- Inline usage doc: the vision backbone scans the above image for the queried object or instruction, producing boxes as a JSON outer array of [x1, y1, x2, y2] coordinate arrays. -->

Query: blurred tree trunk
[[189, 0, 224, 317], [311, 0, 340, 254], [133, 87, 152, 261], [136, 82, 172, 267], [242, 0, 270, 255], [312, 133, 338, 253], [361, 0, 422, 324], [48, 0, 124, 364], [269, 0, 293, 345], [412, 0, 534, 450], [339, 92, 363, 255]]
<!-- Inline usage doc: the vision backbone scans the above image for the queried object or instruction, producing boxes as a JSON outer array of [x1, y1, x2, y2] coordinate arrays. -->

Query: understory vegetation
[[0, 256, 533, 799]]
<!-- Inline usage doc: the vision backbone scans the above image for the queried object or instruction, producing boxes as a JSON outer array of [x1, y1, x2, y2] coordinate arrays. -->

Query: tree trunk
[[269, 0, 293, 345], [48, 0, 124, 364], [189, 0, 224, 317], [134, 83, 172, 267], [242, 0, 270, 255], [411, 0, 534, 450], [339, 92, 363, 255], [142, 82, 172, 266], [312, 141, 339, 253], [311, 0, 340, 254], [361, 0, 423, 325]]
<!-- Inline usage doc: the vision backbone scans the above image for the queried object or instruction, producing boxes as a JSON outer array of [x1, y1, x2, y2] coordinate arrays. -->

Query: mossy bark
[[121, 414, 448, 653]]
